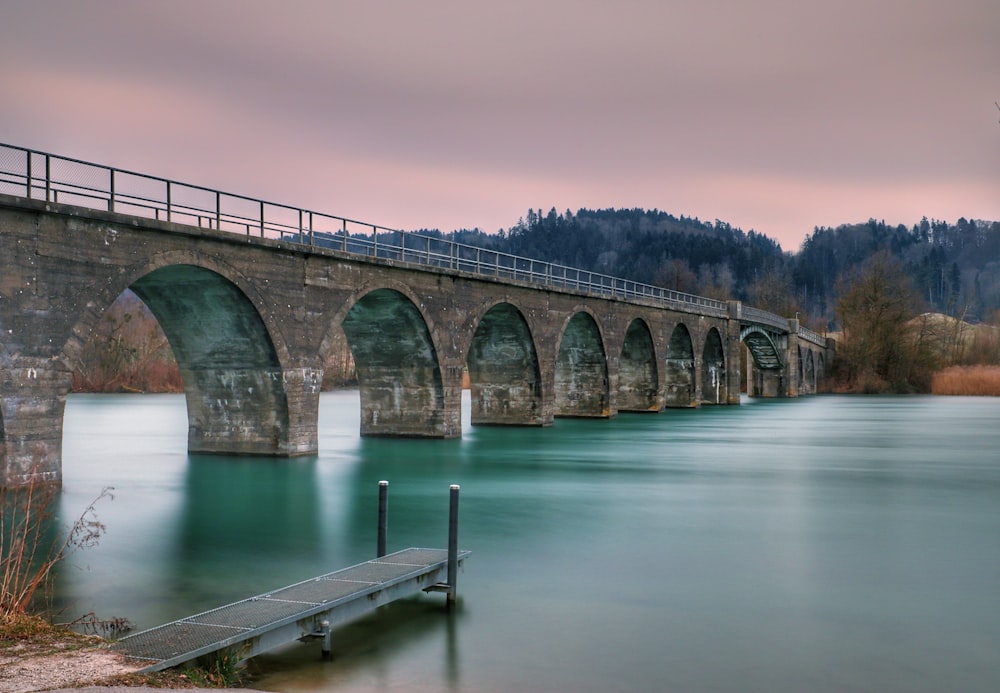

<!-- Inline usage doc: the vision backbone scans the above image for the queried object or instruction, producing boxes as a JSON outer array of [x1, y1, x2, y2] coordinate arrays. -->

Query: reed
[[931, 365, 1000, 396]]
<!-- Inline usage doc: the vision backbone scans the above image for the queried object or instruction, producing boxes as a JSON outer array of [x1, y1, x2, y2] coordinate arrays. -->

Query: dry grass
[[931, 365, 1000, 396]]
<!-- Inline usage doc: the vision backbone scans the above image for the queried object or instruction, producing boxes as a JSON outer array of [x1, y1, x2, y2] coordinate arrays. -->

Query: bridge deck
[[110, 547, 469, 672]]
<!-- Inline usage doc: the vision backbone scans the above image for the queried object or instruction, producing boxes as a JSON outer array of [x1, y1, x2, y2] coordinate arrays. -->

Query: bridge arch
[[554, 310, 610, 418], [618, 317, 660, 412], [341, 287, 450, 437], [739, 326, 783, 370], [128, 263, 294, 456], [466, 301, 545, 426], [664, 323, 696, 407], [701, 327, 727, 404], [61, 251, 295, 371]]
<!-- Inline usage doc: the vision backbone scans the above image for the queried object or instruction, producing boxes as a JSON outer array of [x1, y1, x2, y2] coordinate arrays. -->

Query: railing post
[[259, 200, 265, 237], [372, 225, 378, 257], [44, 154, 51, 202], [446, 484, 460, 607], [25, 149, 32, 199], [109, 169, 116, 212], [309, 211, 314, 246], [342, 219, 347, 251], [377, 480, 388, 558], [166, 180, 172, 222], [215, 191, 221, 231]]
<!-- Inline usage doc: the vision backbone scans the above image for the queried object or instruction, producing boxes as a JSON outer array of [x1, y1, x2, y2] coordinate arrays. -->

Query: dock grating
[[110, 547, 468, 670]]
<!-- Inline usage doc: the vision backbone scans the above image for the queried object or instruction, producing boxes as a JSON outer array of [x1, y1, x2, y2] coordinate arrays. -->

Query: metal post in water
[[447, 484, 460, 607], [377, 480, 388, 558]]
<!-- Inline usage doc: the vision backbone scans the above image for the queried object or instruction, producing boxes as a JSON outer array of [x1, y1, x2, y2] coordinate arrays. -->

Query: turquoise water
[[56, 392, 1000, 691]]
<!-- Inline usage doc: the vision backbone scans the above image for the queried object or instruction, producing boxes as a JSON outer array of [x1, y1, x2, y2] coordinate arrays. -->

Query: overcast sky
[[2, 0, 997, 251]]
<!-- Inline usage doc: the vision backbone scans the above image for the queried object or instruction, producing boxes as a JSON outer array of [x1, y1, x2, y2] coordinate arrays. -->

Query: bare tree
[[833, 251, 935, 392]]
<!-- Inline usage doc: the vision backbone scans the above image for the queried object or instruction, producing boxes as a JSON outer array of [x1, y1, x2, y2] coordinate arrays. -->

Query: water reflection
[[170, 455, 325, 607], [251, 600, 466, 691]]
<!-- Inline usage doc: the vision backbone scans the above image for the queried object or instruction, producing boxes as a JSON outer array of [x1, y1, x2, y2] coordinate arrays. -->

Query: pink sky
[[2, 0, 997, 251]]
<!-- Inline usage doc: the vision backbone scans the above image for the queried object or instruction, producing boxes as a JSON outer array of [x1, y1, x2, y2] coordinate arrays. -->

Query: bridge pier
[[355, 363, 462, 438], [183, 366, 321, 456]]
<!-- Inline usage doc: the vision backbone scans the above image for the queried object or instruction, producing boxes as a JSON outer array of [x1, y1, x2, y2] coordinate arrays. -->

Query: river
[[54, 392, 1000, 692]]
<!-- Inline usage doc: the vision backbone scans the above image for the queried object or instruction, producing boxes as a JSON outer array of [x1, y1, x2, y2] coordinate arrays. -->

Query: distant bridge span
[[0, 144, 833, 486]]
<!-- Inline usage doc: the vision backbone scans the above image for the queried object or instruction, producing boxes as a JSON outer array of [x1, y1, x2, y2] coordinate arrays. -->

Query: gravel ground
[[0, 645, 143, 692], [0, 642, 263, 692]]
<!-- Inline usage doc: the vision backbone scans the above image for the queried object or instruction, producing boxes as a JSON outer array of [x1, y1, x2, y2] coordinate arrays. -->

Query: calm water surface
[[57, 393, 1000, 692]]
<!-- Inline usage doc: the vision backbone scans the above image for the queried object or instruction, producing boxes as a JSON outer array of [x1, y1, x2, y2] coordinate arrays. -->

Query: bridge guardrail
[[797, 326, 828, 347], [0, 142, 796, 325]]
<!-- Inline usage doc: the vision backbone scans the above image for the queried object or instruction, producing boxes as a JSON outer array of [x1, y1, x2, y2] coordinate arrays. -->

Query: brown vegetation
[[71, 291, 182, 393], [931, 366, 1000, 396], [2, 478, 112, 617]]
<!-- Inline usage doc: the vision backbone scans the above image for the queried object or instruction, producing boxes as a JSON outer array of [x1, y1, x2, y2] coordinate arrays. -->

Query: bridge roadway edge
[[0, 193, 833, 487]]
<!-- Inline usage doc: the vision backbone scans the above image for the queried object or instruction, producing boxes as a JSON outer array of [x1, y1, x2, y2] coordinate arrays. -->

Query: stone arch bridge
[[0, 145, 833, 486]]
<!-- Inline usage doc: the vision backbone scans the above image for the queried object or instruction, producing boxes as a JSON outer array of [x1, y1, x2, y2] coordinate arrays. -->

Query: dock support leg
[[320, 620, 332, 661], [377, 480, 388, 558], [447, 484, 460, 607]]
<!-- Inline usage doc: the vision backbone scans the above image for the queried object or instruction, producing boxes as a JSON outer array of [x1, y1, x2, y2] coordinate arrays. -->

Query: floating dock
[[110, 483, 467, 672]]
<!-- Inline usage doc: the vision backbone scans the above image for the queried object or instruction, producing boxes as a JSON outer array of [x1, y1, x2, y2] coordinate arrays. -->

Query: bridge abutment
[[0, 359, 71, 486]]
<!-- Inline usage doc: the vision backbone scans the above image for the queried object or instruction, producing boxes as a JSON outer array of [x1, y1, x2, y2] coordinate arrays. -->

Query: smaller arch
[[664, 323, 696, 407], [467, 302, 545, 426], [739, 326, 783, 370], [700, 327, 727, 405], [554, 311, 610, 418], [342, 288, 450, 437], [618, 318, 660, 412]]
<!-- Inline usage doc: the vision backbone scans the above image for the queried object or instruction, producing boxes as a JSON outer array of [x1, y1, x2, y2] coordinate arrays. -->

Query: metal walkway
[[110, 547, 469, 672]]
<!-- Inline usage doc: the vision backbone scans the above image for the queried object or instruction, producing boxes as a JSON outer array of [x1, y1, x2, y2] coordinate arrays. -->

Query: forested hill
[[419, 207, 786, 301], [414, 210, 1000, 327], [796, 218, 1000, 324]]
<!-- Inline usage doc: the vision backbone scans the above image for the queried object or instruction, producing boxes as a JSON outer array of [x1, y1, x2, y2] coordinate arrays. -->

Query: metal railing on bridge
[[0, 142, 814, 337]]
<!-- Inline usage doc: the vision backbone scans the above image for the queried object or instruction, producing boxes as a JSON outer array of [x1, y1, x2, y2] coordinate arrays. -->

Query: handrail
[[0, 142, 800, 330]]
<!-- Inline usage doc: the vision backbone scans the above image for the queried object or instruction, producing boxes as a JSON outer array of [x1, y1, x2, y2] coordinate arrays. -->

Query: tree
[[832, 251, 935, 392]]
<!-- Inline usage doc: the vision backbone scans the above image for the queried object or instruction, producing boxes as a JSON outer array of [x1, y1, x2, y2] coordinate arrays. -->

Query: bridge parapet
[[0, 143, 729, 318]]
